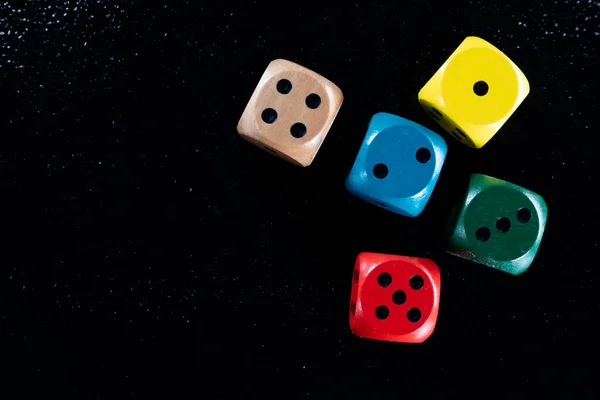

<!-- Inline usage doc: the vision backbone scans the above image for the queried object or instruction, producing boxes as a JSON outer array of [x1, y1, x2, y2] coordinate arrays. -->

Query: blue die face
[[345, 112, 447, 217]]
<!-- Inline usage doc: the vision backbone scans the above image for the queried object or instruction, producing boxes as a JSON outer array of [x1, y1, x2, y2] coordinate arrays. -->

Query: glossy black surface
[[2, 1, 597, 397]]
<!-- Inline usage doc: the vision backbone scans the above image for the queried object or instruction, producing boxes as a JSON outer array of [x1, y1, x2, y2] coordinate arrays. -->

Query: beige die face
[[237, 59, 343, 167], [255, 71, 330, 144]]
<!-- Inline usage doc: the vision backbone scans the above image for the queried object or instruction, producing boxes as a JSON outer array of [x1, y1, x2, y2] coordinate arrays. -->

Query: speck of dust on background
[[0, 0, 598, 73], [0, 0, 600, 69], [0, 0, 127, 72]]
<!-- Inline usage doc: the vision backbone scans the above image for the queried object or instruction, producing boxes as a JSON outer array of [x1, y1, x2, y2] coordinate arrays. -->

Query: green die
[[446, 174, 548, 275]]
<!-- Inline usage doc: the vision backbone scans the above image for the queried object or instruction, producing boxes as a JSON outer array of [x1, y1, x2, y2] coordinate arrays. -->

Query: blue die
[[345, 112, 447, 217]]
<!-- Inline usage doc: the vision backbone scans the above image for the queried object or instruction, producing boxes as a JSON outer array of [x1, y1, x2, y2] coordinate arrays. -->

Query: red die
[[349, 252, 441, 343]]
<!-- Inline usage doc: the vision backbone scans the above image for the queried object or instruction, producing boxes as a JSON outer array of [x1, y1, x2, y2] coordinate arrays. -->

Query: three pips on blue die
[[236, 36, 548, 343]]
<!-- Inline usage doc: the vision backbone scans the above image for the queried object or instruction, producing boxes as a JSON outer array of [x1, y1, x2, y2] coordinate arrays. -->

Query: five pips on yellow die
[[236, 36, 529, 165]]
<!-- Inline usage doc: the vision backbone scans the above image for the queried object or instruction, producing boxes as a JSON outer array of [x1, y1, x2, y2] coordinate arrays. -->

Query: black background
[[2, 0, 598, 398]]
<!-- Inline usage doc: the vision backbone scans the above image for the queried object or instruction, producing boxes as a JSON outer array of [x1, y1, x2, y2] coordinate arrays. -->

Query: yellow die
[[418, 36, 530, 148]]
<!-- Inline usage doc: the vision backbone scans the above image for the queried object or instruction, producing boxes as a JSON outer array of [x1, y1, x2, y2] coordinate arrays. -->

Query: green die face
[[447, 174, 548, 275]]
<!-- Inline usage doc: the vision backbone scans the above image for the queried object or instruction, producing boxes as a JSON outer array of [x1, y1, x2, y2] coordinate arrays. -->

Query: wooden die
[[237, 59, 343, 167]]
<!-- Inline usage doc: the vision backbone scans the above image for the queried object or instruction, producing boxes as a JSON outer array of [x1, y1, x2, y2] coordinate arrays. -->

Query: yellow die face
[[418, 36, 530, 148]]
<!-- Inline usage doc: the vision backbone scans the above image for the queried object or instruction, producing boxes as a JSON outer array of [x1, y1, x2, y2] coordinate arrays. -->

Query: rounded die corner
[[527, 192, 549, 233], [236, 112, 258, 139], [412, 327, 436, 344], [270, 57, 290, 63], [408, 207, 425, 218], [418, 89, 438, 111], [236, 126, 249, 140], [368, 113, 417, 136], [294, 157, 313, 168], [523, 186, 547, 206], [516, 69, 531, 96], [268, 58, 295, 69], [462, 35, 497, 51], [424, 128, 448, 154], [370, 111, 389, 119], [344, 173, 360, 194], [265, 58, 312, 80], [423, 258, 441, 278], [468, 172, 494, 186], [509, 263, 532, 276], [536, 194, 549, 217], [345, 170, 372, 201], [396, 197, 427, 218], [235, 120, 245, 136], [418, 82, 443, 108], [369, 111, 397, 127]]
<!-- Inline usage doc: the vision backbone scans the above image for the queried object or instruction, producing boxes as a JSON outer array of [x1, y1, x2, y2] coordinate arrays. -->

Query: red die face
[[349, 252, 441, 343]]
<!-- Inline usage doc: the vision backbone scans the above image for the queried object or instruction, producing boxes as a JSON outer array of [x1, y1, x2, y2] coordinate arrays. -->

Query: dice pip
[[446, 174, 548, 275], [236, 59, 344, 167], [349, 252, 441, 343], [418, 36, 530, 148], [345, 112, 447, 217]]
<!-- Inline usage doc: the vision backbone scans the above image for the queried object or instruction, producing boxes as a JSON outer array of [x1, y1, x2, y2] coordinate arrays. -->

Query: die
[[349, 252, 441, 343], [236, 59, 344, 167], [418, 36, 530, 148], [446, 174, 548, 275], [345, 112, 447, 217]]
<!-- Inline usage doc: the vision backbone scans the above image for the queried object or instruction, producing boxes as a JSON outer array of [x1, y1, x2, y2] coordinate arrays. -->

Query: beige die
[[237, 59, 344, 167]]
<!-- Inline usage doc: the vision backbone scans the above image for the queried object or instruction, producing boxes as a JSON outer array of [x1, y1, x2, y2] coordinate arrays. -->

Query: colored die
[[237, 59, 344, 167], [447, 174, 548, 275], [345, 112, 447, 217], [418, 36, 530, 148], [349, 252, 441, 343]]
